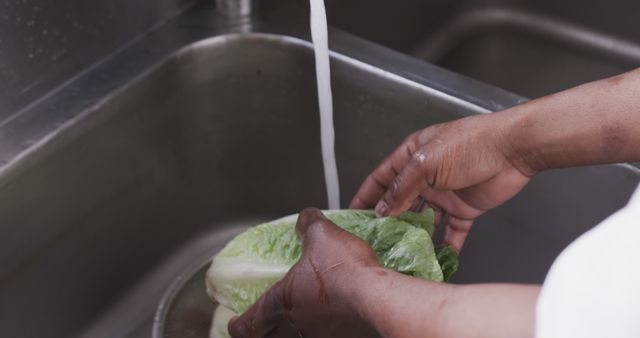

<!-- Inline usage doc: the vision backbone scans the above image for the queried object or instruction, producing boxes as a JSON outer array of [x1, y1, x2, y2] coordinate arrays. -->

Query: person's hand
[[228, 208, 382, 338], [350, 113, 533, 252], [227, 208, 540, 338]]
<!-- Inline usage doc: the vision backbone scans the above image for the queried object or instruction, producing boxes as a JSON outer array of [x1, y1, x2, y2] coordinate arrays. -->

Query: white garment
[[536, 185, 640, 338]]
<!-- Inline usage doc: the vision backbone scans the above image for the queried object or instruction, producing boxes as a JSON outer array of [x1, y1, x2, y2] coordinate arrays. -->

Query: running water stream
[[309, 0, 340, 209]]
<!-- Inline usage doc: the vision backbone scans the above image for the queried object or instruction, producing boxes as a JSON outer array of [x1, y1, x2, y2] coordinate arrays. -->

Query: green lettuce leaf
[[436, 245, 459, 282], [206, 209, 455, 315]]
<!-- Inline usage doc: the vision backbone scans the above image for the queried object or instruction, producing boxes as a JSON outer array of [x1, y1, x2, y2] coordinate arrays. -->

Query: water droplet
[[27, 20, 34, 26], [42, 29, 48, 35], [51, 49, 67, 61], [28, 53, 34, 58]]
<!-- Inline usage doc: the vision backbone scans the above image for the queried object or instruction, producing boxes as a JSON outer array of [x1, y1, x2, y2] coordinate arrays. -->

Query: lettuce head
[[205, 209, 457, 320]]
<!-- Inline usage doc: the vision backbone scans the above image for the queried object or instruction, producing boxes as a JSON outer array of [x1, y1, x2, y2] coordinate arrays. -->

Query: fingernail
[[375, 201, 389, 217]]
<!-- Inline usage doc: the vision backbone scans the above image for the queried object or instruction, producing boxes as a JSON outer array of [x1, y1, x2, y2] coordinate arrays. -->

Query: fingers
[[419, 186, 485, 221], [295, 207, 357, 248], [228, 281, 284, 338], [349, 179, 385, 210], [454, 167, 531, 211], [350, 136, 443, 218], [295, 208, 379, 267], [417, 187, 482, 252], [376, 150, 432, 217], [426, 203, 444, 228], [442, 216, 474, 253], [295, 208, 348, 248], [349, 138, 418, 210], [409, 196, 427, 213], [421, 197, 473, 252], [295, 207, 327, 239]]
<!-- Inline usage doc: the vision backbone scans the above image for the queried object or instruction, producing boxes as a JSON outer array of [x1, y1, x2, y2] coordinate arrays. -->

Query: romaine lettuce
[[206, 209, 457, 317]]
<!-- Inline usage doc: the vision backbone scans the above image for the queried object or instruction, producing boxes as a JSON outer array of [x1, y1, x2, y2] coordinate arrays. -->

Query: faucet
[[216, 0, 258, 18]]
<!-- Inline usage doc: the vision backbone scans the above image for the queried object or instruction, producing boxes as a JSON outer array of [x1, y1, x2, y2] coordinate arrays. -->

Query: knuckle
[[417, 145, 447, 188], [411, 150, 436, 182], [402, 132, 419, 145], [416, 125, 440, 143], [403, 136, 419, 156], [397, 133, 420, 158], [388, 177, 402, 199], [412, 149, 430, 170]]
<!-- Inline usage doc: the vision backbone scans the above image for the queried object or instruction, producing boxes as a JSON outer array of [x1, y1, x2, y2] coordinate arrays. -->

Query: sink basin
[[328, 0, 640, 98], [0, 3, 638, 338], [412, 8, 640, 98], [0, 30, 485, 337]]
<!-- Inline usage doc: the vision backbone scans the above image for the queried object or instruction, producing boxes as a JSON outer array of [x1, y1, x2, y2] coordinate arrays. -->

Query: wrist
[[346, 266, 454, 338], [499, 104, 547, 176], [341, 266, 398, 337], [338, 266, 383, 318]]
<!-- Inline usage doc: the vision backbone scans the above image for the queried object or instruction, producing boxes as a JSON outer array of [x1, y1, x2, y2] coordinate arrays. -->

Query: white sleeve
[[536, 186, 640, 338]]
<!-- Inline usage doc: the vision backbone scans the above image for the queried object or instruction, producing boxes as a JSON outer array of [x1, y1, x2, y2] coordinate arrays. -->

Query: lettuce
[[210, 305, 235, 338], [205, 209, 456, 317], [436, 245, 459, 281]]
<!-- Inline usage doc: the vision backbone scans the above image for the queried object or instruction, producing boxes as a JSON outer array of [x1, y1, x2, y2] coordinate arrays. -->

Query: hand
[[228, 208, 382, 338], [350, 113, 533, 252], [228, 208, 539, 338]]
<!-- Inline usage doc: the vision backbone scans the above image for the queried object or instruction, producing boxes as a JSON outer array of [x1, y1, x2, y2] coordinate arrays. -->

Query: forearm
[[504, 68, 640, 174], [350, 267, 540, 338]]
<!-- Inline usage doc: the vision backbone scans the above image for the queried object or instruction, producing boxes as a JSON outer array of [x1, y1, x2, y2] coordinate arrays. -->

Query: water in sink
[[310, 0, 340, 209]]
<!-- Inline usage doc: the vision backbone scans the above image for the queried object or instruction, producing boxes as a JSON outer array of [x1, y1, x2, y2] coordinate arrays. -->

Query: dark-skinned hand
[[228, 208, 382, 338], [350, 113, 532, 252]]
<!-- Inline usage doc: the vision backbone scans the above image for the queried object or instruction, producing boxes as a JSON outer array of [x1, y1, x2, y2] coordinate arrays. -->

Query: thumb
[[294, 208, 356, 252], [294, 208, 379, 267], [227, 281, 285, 338], [295, 207, 332, 239]]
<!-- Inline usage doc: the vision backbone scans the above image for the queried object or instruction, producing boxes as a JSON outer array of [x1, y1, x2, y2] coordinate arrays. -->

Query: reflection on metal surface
[[409, 7, 640, 98], [153, 257, 217, 338], [216, 0, 255, 17], [413, 9, 640, 66], [0, 0, 195, 122], [325, 0, 640, 98]]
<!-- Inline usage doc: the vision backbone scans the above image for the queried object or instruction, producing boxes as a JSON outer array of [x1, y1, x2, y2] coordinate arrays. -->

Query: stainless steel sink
[[328, 0, 640, 98], [0, 3, 638, 338]]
